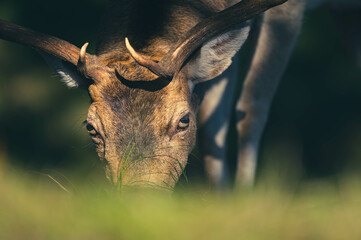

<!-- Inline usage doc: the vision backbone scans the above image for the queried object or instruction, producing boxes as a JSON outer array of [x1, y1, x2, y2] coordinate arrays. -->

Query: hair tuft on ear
[[38, 51, 89, 88]]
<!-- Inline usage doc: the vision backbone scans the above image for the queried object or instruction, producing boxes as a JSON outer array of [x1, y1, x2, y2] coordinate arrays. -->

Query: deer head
[[0, 0, 286, 190]]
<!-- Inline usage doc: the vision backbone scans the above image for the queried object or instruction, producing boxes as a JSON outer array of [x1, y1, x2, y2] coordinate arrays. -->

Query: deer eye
[[86, 122, 97, 136], [177, 114, 190, 131]]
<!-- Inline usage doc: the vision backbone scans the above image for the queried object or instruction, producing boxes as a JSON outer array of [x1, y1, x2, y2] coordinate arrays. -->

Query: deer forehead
[[87, 74, 191, 129]]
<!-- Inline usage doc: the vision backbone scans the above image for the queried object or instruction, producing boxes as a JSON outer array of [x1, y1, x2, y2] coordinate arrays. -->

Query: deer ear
[[39, 51, 89, 88], [184, 23, 250, 85]]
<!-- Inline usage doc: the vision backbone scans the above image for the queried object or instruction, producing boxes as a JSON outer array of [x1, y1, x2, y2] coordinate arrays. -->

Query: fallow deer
[[0, 0, 359, 190]]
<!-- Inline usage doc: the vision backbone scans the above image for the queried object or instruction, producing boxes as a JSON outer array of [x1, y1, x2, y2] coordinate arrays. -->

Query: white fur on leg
[[204, 156, 226, 188], [236, 144, 258, 188]]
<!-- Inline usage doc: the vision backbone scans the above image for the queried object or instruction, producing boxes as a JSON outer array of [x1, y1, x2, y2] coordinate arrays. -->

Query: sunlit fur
[[87, 69, 197, 188], [81, 0, 248, 189]]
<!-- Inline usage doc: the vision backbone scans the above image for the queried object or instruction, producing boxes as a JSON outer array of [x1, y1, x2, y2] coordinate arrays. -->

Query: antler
[[0, 19, 109, 81], [0, 19, 82, 65], [125, 38, 170, 78], [126, 0, 287, 78]]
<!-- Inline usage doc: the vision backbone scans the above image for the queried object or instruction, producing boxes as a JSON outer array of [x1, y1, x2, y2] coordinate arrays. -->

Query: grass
[[114, 136, 191, 191], [1, 168, 361, 240]]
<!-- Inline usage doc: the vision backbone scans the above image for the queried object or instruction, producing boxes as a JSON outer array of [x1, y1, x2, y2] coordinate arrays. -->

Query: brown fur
[[83, 0, 236, 188]]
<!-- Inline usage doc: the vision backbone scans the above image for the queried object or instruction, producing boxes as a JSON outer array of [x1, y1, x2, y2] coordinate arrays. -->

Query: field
[[1, 168, 361, 240]]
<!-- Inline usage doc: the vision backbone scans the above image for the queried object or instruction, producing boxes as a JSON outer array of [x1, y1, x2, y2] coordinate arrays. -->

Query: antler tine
[[157, 0, 288, 77], [79, 42, 89, 64], [125, 38, 172, 78], [77, 42, 89, 75]]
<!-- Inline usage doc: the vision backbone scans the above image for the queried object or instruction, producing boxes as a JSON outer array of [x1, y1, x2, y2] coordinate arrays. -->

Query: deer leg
[[197, 54, 240, 189], [235, 0, 305, 188]]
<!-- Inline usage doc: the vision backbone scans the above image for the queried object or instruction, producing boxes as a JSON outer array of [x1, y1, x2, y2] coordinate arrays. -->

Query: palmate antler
[[125, 0, 287, 79], [0, 19, 82, 65], [0, 0, 287, 83], [0, 19, 110, 81]]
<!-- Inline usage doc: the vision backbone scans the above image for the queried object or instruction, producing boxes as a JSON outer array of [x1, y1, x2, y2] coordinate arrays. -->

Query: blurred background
[[0, 0, 360, 187]]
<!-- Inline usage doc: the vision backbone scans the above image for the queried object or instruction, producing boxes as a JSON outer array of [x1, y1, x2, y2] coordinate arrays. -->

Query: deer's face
[[85, 68, 197, 189]]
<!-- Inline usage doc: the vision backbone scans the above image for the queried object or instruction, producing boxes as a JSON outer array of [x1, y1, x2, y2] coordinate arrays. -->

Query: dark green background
[[0, 0, 360, 185]]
